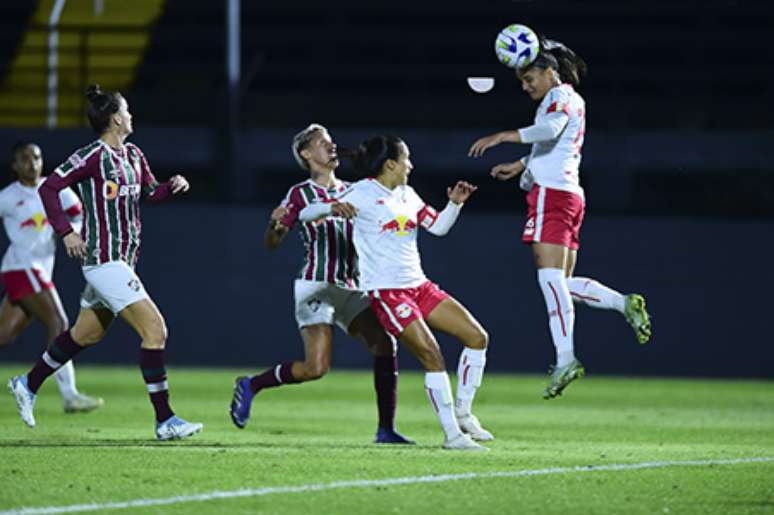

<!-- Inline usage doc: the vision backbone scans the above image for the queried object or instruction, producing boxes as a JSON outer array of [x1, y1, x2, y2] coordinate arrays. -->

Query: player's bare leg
[[426, 297, 493, 441], [0, 296, 33, 347], [121, 298, 202, 440], [565, 251, 652, 344], [399, 318, 485, 450], [533, 242, 584, 399], [348, 308, 414, 444]]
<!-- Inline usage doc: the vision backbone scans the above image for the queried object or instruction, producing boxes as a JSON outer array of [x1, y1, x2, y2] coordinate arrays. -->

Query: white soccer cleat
[[8, 375, 36, 428], [63, 393, 104, 413], [155, 415, 203, 441], [456, 412, 494, 441], [443, 432, 489, 451]]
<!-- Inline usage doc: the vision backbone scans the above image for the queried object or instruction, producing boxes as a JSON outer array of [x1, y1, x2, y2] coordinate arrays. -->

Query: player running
[[299, 135, 491, 451], [1, 142, 103, 413], [230, 124, 412, 445], [468, 37, 652, 399], [7, 84, 202, 440]]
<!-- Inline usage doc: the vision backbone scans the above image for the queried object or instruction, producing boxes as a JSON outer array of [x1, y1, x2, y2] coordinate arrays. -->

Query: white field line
[[2, 456, 772, 515]]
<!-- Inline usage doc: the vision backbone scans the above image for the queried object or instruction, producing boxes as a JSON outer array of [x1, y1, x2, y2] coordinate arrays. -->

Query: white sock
[[455, 348, 486, 417], [537, 268, 576, 367], [424, 371, 462, 440], [54, 360, 78, 399], [567, 276, 625, 313]]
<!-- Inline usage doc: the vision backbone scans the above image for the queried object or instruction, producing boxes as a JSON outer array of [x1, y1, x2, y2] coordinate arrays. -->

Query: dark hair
[[525, 38, 587, 87], [85, 84, 123, 134], [339, 135, 404, 176]]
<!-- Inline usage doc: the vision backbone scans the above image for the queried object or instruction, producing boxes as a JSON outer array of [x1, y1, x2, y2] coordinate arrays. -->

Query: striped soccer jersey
[[280, 178, 358, 289], [40, 139, 171, 268], [0, 180, 82, 276]]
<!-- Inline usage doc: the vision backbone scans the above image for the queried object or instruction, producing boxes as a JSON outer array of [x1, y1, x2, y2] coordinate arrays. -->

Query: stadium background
[[0, 0, 772, 378]]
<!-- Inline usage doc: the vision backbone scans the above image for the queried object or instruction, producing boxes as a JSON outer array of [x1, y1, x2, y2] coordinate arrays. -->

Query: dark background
[[1, 0, 772, 378]]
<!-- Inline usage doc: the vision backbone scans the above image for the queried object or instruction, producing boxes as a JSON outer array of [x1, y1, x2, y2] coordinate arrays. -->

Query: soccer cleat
[[63, 393, 105, 413], [155, 415, 203, 441], [374, 427, 416, 445], [443, 432, 488, 451], [229, 376, 254, 429], [456, 413, 494, 441], [624, 294, 652, 344], [543, 359, 585, 400], [8, 375, 36, 428]]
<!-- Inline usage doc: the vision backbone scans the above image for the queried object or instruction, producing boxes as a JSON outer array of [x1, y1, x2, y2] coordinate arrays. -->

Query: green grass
[[1, 364, 773, 514]]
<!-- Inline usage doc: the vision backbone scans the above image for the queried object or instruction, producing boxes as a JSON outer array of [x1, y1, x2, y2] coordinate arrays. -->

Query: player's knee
[[368, 331, 395, 357], [44, 315, 69, 342], [302, 361, 329, 381], [467, 328, 489, 350]]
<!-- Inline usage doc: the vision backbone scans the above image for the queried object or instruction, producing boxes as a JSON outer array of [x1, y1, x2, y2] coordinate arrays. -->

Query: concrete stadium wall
[[2, 204, 772, 379]]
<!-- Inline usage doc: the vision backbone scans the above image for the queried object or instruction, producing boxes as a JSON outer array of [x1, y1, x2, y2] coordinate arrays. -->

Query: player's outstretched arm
[[265, 205, 291, 251], [468, 131, 522, 158], [298, 201, 357, 223]]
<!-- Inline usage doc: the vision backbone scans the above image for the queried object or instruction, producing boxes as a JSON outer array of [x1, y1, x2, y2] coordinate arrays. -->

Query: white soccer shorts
[[80, 261, 149, 314], [293, 279, 370, 332]]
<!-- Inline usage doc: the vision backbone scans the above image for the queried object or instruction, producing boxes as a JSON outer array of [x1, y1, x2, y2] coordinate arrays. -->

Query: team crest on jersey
[[524, 217, 535, 236], [380, 215, 417, 236], [68, 153, 86, 169], [395, 303, 413, 319]]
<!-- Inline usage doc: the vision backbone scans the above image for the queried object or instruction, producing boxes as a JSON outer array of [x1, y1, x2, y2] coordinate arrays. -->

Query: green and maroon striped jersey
[[40, 139, 172, 267], [280, 179, 358, 288]]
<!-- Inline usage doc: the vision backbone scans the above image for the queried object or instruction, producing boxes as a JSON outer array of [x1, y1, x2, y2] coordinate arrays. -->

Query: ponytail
[[528, 37, 587, 87], [339, 135, 403, 176]]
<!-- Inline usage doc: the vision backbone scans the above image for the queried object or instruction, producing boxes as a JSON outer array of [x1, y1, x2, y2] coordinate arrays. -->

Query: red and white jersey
[[336, 179, 440, 291], [0, 180, 82, 275], [520, 83, 586, 198]]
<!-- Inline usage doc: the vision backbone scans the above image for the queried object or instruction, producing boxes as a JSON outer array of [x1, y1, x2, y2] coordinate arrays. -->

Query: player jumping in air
[[8, 84, 202, 440], [1, 142, 103, 413], [300, 135, 492, 451], [469, 37, 652, 399], [230, 124, 413, 445]]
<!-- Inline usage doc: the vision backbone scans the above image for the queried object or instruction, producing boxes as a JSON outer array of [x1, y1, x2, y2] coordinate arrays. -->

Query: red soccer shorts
[[1, 268, 54, 302], [522, 185, 585, 250], [369, 280, 450, 337]]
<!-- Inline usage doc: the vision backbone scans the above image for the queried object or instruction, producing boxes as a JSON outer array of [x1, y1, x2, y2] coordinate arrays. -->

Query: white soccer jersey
[[0, 180, 82, 275], [336, 179, 441, 291], [519, 83, 586, 198]]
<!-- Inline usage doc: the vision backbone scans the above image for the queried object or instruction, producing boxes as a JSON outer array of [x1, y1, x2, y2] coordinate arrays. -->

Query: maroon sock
[[27, 331, 85, 393], [140, 348, 174, 423], [249, 361, 300, 394], [374, 355, 398, 430]]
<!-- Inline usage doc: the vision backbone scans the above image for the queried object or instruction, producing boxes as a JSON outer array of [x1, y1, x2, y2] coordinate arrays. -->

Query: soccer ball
[[494, 24, 540, 69]]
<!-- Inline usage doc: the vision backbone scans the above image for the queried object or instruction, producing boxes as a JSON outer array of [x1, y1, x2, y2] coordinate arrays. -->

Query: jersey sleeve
[[0, 188, 11, 218], [41, 150, 99, 236], [279, 185, 309, 229], [59, 188, 83, 234], [518, 87, 571, 144], [131, 144, 172, 203]]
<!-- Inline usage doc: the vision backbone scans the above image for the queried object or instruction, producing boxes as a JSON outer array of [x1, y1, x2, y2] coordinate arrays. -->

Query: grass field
[[0, 364, 772, 514]]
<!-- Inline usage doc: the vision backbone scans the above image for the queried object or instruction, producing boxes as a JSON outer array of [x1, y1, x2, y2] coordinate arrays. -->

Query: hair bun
[[85, 84, 102, 102]]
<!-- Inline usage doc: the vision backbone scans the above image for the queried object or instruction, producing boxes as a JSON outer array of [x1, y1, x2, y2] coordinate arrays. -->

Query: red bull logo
[[20, 212, 48, 232], [381, 215, 417, 236]]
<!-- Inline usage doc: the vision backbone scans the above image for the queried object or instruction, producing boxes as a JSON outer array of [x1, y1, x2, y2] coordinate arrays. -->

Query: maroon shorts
[[369, 280, 450, 337], [1, 268, 54, 302], [522, 185, 585, 250]]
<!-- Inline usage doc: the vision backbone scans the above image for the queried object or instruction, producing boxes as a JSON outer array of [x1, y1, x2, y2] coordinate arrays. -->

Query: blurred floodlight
[[467, 77, 495, 93]]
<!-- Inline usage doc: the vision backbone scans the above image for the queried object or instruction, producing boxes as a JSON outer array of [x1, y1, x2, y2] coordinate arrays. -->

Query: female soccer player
[[7, 85, 201, 440], [299, 136, 491, 451], [230, 124, 412, 445], [1, 142, 103, 413], [468, 38, 652, 399]]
